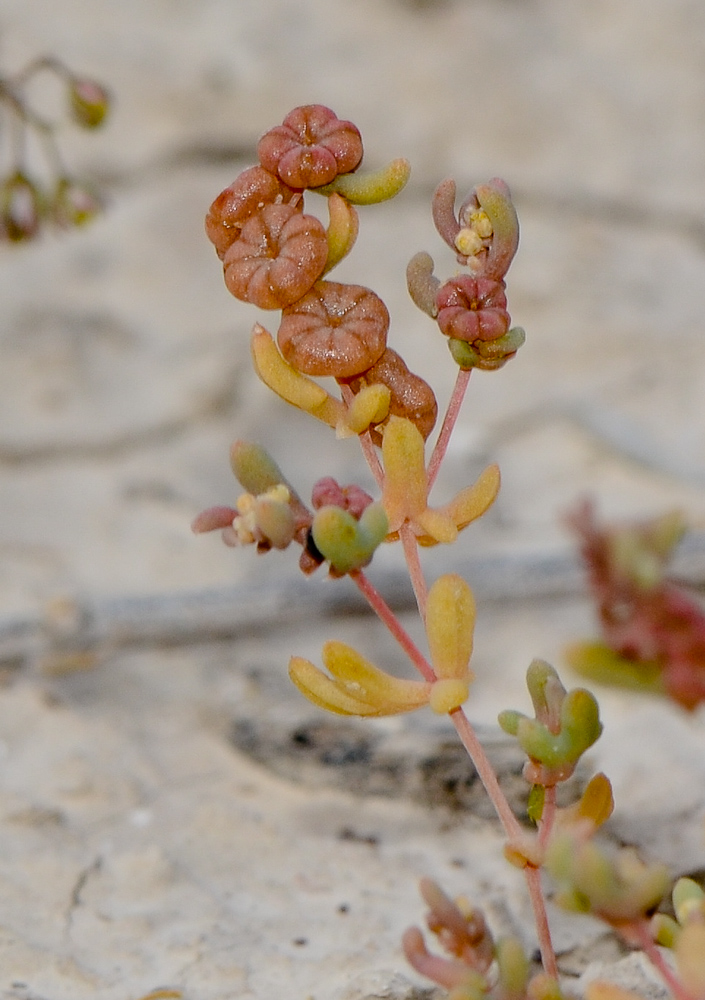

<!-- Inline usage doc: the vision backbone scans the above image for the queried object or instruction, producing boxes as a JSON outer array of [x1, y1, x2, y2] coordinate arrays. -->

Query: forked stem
[[451, 709, 558, 977], [397, 519, 558, 977], [352, 569, 436, 683]]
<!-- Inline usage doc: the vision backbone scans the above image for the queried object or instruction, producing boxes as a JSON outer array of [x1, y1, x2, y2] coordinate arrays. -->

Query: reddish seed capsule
[[222, 203, 329, 310], [1, 172, 43, 242], [277, 280, 389, 378], [52, 178, 102, 227], [258, 105, 363, 189], [205, 166, 299, 259], [435, 275, 511, 343], [68, 77, 111, 129], [311, 477, 374, 519]]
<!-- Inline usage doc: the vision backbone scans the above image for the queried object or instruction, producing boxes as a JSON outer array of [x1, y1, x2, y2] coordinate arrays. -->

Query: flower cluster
[[205, 104, 437, 440], [197, 105, 510, 587], [407, 177, 524, 371], [0, 55, 109, 242]]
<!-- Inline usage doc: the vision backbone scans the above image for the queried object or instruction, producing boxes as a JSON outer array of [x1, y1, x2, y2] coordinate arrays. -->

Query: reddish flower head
[[222, 203, 329, 310], [258, 105, 363, 189], [435, 275, 511, 344], [205, 165, 298, 259], [311, 477, 374, 519], [277, 280, 388, 378]]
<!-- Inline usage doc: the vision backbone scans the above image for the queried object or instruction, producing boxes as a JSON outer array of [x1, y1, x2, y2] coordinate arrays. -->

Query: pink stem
[[352, 570, 436, 683], [450, 708, 523, 840], [339, 382, 384, 488], [400, 522, 428, 619], [451, 708, 558, 978], [358, 426, 384, 488], [632, 921, 696, 1000], [427, 367, 472, 490], [538, 785, 557, 851], [524, 867, 559, 980]]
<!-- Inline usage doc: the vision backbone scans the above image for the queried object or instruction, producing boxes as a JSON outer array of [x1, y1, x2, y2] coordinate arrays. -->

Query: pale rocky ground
[[1, 1, 705, 998]]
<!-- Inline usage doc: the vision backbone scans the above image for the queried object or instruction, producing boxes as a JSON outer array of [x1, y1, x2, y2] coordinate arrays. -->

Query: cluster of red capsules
[[205, 104, 439, 444], [198, 106, 523, 574]]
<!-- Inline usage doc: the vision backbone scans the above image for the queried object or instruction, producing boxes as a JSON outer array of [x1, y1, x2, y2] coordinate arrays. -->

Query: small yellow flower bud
[[454, 227, 484, 257], [468, 209, 493, 238]]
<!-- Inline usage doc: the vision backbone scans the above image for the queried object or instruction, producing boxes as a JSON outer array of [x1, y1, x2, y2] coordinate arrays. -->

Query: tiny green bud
[[230, 441, 286, 494], [496, 937, 529, 1000], [52, 178, 102, 228], [311, 502, 388, 575], [69, 77, 111, 128], [673, 877, 705, 926], [1, 171, 43, 242], [527, 784, 545, 823]]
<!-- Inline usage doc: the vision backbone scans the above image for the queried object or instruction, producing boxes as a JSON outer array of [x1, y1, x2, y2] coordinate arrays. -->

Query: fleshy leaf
[[546, 834, 671, 925], [323, 640, 430, 707], [289, 656, 384, 715], [425, 574, 476, 680], [496, 937, 529, 1000], [318, 158, 410, 205], [253, 492, 296, 549], [340, 383, 390, 437], [565, 641, 665, 695], [406, 251, 440, 318], [675, 923, 705, 997], [381, 416, 429, 530], [473, 179, 520, 281], [229, 440, 287, 494], [311, 502, 388, 574], [323, 192, 359, 274], [429, 464, 500, 539], [289, 642, 431, 717], [574, 773, 614, 828], [251, 325, 344, 427], [673, 877, 705, 926]]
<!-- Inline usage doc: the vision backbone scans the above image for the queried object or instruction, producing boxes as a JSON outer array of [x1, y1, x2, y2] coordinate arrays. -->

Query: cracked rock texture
[[1, 1, 705, 998]]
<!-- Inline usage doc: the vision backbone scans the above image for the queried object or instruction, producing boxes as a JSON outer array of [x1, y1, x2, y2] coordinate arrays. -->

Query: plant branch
[[351, 569, 436, 682], [427, 367, 471, 490], [339, 381, 384, 488], [400, 522, 428, 620], [450, 708, 558, 976]]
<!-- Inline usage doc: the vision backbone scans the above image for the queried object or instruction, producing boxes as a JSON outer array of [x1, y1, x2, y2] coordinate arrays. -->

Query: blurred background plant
[[0, 54, 110, 242], [566, 501, 705, 711]]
